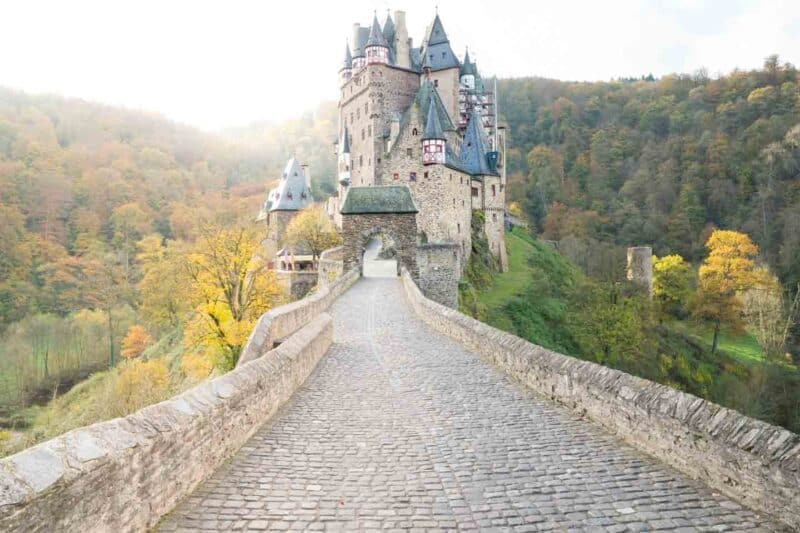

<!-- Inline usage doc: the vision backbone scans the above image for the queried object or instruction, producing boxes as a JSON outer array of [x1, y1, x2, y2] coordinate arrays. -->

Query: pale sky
[[2, 0, 799, 131]]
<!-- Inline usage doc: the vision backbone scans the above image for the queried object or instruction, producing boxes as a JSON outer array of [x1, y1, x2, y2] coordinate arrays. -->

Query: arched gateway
[[341, 185, 419, 280]]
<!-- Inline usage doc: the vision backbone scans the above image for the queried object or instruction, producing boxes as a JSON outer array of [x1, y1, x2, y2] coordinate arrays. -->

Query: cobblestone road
[[160, 278, 774, 532]]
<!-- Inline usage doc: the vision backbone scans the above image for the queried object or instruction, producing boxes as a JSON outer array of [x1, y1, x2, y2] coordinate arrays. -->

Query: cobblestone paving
[[160, 278, 775, 532]]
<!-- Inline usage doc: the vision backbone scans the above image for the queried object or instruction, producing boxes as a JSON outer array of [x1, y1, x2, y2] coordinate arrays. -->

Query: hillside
[[470, 227, 800, 433], [0, 87, 335, 445], [497, 57, 800, 299]]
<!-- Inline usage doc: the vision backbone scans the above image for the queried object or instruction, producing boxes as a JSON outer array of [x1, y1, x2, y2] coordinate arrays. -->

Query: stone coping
[[0, 313, 334, 532], [400, 268, 800, 529], [237, 267, 358, 367]]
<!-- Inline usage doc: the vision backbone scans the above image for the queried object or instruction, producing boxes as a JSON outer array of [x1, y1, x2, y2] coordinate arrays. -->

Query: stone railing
[[237, 266, 358, 367], [400, 269, 800, 529], [0, 313, 334, 532], [317, 246, 344, 290]]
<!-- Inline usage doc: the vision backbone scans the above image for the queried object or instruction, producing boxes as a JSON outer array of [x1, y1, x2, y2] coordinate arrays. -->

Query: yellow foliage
[[114, 359, 170, 413], [121, 325, 152, 359], [507, 201, 523, 219], [183, 224, 283, 370], [285, 205, 341, 261], [181, 349, 214, 380], [698, 230, 760, 294]]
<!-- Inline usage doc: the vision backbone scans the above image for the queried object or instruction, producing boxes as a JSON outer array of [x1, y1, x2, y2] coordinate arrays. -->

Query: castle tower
[[351, 24, 368, 71], [422, 99, 446, 165], [340, 43, 352, 85], [365, 15, 389, 65], [460, 49, 476, 90], [421, 14, 460, 122]]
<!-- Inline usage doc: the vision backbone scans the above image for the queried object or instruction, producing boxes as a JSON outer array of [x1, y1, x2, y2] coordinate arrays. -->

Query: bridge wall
[[237, 267, 358, 367], [0, 313, 334, 533], [318, 246, 344, 290], [400, 269, 800, 529]]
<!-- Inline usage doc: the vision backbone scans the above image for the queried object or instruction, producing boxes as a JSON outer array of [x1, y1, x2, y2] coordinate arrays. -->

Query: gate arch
[[340, 186, 419, 280]]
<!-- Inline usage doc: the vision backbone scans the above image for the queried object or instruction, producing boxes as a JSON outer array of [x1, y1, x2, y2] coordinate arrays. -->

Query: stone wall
[[400, 269, 800, 530], [275, 271, 319, 300], [237, 267, 359, 367], [0, 314, 334, 533], [342, 212, 418, 280], [417, 243, 460, 308], [317, 246, 344, 290]]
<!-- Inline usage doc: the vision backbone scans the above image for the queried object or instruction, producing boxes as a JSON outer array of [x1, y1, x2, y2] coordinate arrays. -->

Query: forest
[[0, 87, 336, 453], [462, 57, 800, 432]]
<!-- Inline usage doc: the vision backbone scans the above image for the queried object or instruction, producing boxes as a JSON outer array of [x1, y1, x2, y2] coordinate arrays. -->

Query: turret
[[351, 24, 367, 71], [340, 43, 352, 85], [338, 127, 351, 186], [364, 14, 389, 65], [422, 99, 446, 165], [460, 49, 476, 90]]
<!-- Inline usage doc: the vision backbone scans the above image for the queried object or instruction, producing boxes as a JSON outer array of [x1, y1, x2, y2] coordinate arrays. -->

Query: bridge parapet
[[0, 313, 334, 532], [237, 266, 358, 367], [400, 268, 800, 530]]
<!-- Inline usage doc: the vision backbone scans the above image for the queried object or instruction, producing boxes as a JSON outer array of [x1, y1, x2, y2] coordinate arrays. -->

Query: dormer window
[[301, 192, 307, 199], [287, 191, 293, 200]]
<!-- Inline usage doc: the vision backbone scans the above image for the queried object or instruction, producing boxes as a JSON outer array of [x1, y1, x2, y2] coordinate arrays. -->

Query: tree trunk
[[711, 320, 720, 355]]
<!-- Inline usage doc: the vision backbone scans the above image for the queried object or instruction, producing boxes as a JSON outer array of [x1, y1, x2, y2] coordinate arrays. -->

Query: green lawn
[[478, 228, 538, 330], [672, 322, 765, 364]]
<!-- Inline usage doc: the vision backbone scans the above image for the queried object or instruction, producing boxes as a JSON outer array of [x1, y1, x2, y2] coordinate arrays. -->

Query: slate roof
[[382, 13, 395, 47], [342, 43, 352, 70], [340, 186, 418, 214], [340, 126, 351, 154], [366, 15, 389, 48], [459, 111, 499, 177], [420, 15, 459, 71], [422, 99, 445, 140], [265, 158, 315, 212], [460, 49, 476, 77]]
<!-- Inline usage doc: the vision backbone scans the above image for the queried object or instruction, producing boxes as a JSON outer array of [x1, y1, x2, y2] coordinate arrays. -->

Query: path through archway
[[362, 235, 397, 278]]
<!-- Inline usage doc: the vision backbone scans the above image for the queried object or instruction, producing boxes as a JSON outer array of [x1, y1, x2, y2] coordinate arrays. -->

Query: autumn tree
[[183, 224, 282, 370], [136, 234, 190, 329], [693, 230, 761, 354], [741, 271, 799, 361], [121, 325, 152, 360], [284, 205, 341, 263], [652, 254, 693, 319]]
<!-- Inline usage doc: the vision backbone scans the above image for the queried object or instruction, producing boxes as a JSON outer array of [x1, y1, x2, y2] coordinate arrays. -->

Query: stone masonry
[[342, 212, 418, 280], [417, 243, 461, 308], [159, 277, 779, 531]]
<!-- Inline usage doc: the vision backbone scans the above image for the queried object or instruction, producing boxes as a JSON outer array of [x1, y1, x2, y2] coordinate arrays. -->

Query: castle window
[[442, 52, 446, 59], [460, 176, 463, 184], [435, 144, 442, 153], [412, 128, 418, 136], [492, 184, 496, 197], [471, 187, 478, 197], [409, 172, 417, 181], [393, 173, 399, 180], [424, 171, 429, 179], [406, 148, 412, 157], [359, 155, 363, 167], [492, 213, 497, 221], [457, 223, 461, 233], [453, 198, 455, 205], [462, 199, 465, 206], [367, 125, 371, 137], [434, 79, 439, 87], [361, 129, 365, 140], [377, 157, 381, 164], [449, 174, 452, 181]]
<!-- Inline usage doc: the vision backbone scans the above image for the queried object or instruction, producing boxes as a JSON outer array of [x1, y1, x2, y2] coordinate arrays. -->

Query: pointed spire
[[342, 43, 352, 70], [366, 13, 389, 48], [460, 48, 475, 76], [423, 98, 445, 140], [427, 13, 449, 46], [460, 110, 497, 176], [383, 11, 395, 43]]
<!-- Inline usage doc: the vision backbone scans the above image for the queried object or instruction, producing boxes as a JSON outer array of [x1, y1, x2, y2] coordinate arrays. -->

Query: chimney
[[301, 163, 311, 189], [394, 10, 410, 69]]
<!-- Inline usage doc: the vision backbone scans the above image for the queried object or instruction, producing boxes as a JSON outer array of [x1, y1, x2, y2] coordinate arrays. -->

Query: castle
[[328, 10, 508, 271]]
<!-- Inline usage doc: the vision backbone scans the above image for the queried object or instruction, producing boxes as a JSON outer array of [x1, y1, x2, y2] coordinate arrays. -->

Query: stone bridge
[[1, 256, 798, 531]]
